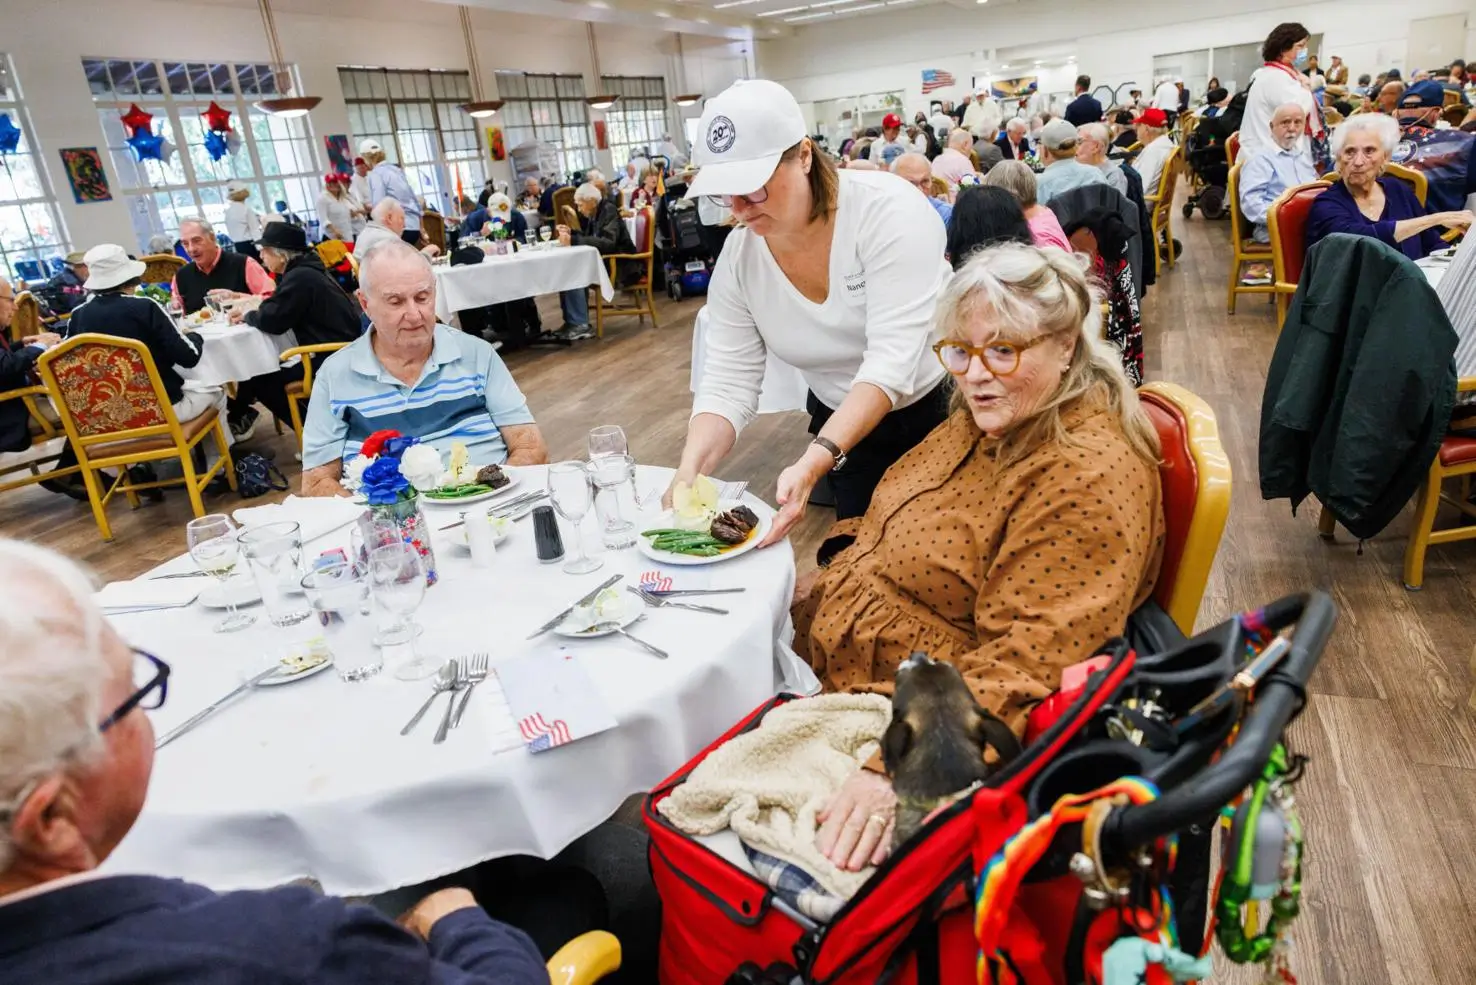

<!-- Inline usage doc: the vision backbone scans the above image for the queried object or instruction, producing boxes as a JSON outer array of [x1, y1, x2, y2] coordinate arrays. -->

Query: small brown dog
[[883, 653, 1023, 845]]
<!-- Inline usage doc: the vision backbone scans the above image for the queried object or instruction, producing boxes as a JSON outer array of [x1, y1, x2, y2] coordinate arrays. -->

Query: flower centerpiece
[[484, 215, 512, 254], [342, 429, 446, 585]]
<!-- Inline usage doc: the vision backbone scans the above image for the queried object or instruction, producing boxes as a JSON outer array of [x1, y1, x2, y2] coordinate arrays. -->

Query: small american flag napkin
[[495, 651, 616, 753]]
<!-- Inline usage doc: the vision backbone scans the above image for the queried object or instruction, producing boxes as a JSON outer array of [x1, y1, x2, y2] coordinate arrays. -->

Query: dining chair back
[[1266, 180, 1331, 327], [1323, 163, 1428, 206], [420, 212, 447, 253], [593, 206, 660, 338], [140, 253, 186, 285], [553, 187, 576, 229], [278, 342, 351, 444], [1403, 377, 1476, 591], [1225, 162, 1276, 314], [1145, 145, 1183, 274], [1226, 130, 1240, 165], [9, 290, 42, 344]]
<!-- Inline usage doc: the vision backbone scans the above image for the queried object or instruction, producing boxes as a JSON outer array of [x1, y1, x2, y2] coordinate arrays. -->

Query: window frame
[[600, 75, 671, 175], [495, 72, 595, 177], [0, 54, 72, 282]]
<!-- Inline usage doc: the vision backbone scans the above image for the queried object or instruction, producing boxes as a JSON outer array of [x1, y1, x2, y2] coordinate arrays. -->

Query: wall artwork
[[58, 147, 112, 204], [324, 134, 352, 175], [486, 126, 506, 162], [593, 120, 608, 152], [990, 76, 1039, 100]]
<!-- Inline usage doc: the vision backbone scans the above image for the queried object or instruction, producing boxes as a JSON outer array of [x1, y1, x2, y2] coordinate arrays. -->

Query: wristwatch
[[811, 436, 848, 471]]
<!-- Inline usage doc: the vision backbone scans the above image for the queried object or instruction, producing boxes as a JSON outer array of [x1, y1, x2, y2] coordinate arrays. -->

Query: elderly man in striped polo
[[299, 241, 548, 497]]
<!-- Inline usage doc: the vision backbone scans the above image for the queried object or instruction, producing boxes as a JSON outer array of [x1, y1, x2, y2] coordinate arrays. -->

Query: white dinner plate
[[554, 593, 643, 638], [197, 578, 262, 609], [636, 501, 772, 567], [418, 470, 521, 507]]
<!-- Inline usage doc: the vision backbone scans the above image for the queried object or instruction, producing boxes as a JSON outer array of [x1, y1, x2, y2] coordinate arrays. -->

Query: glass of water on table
[[369, 542, 435, 681], [187, 514, 255, 633], [589, 424, 646, 509]]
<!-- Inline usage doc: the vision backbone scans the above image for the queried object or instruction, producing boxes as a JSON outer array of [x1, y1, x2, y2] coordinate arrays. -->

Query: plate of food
[[257, 645, 334, 686], [419, 464, 519, 505], [553, 586, 642, 638], [635, 475, 770, 566]]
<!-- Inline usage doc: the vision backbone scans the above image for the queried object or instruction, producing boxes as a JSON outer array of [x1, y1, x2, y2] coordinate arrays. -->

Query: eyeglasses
[[707, 184, 770, 209], [933, 337, 1052, 377], [99, 648, 170, 732]]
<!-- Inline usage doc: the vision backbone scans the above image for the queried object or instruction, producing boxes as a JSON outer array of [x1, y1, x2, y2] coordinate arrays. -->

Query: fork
[[434, 659, 469, 744], [401, 660, 458, 736], [450, 652, 489, 729], [628, 586, 728, 615]]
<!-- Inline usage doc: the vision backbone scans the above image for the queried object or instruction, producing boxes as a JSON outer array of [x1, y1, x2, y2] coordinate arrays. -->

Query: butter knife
[[526, 573, 624, 640], [437, 491, 548, 531], [146, 571, 210, 580], [155, 665, 282, 749]]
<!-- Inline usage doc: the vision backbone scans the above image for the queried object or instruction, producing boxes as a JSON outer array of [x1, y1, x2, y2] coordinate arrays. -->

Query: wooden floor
[[5, 202, 1475, 983]]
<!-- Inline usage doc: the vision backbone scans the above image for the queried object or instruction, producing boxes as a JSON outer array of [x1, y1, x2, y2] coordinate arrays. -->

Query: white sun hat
[[81, 244, 146, 291], [684, 79, 808, 200]]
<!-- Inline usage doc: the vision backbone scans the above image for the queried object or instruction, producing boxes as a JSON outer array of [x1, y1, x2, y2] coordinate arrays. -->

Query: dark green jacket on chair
[[1259, 233, 1457, 540]]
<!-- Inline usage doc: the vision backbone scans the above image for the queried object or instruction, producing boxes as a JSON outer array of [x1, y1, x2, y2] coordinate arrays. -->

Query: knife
[[146, 571, 210, 580], [155, 665, 282, 750], [437, 491, 547, 531], [527, 573, 624, 639]]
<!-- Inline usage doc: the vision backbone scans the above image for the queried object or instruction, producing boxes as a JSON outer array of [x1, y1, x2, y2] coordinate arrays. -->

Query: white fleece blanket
[[656, 693, 892, 899]]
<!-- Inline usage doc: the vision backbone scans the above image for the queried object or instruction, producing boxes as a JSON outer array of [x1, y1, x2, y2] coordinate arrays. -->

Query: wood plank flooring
[[4, 202, 1475, 983]]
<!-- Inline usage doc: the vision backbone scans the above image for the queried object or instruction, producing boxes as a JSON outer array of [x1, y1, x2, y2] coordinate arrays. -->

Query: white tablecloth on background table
[[180, 321, 299, 390], [625, 216, 639, 246], [519, 209, 543, 231], [1418, 255, 1448, 291], [103, 465, 798, 895], [433, 245, 614, 322], [690, 305, 810, 415]]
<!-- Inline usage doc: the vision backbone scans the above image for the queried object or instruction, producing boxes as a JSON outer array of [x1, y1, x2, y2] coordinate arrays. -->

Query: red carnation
[[359, 429, 402, 459]]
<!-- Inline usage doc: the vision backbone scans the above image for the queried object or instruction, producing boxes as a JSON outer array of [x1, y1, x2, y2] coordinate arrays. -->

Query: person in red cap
[[1130, 107, 1176, 198], [873, 112, 912, 167], [316, 173, 361, 242], [349, 157, 372, 231]]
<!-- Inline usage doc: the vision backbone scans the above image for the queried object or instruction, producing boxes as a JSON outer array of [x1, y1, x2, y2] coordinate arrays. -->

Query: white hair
[[584, 168, 605, 184], [1006, 118, 1028, 134], [370, 198, 404, 223], [177, 216, 215, 238], [948, 129, 973, 151], [573, 182, 603, 205], [358, 239, 431, 297], [1331, 113, 1400, 159], [1079, 122, 1110, 147], [0, 540, 110, 872]]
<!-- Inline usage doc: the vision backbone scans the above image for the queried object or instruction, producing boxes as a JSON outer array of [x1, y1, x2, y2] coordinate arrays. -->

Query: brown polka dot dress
[[791, 393, 1165, 735]]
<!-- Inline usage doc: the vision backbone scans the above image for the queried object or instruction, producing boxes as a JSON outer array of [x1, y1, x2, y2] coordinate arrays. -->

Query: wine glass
[[587, 425, 628, 462], [539, 226, 553, 244], [352, 519, 423, 645], [187, 515, 255, 633], [547, 461, 602, 575], [369, 543, 433, 681]]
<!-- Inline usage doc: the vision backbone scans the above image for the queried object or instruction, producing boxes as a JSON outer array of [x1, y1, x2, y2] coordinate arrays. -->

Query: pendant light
[[253, 0, 322, 117], [583, 23, 621, 111], [457, 6, 505, 118], [671, 35, 702, 107]]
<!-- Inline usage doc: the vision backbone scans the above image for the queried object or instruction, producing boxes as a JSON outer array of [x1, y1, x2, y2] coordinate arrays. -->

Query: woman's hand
[[816, 770, 896, 871], [1439, 210, 1476, 230], [759, 443, 833, 548]]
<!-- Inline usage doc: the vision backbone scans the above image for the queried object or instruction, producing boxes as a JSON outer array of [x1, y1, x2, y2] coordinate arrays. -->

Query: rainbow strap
[[974, 777, 1165, 985]]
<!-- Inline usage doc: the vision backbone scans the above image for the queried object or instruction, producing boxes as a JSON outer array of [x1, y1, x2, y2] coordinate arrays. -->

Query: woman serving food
[[674, 79, 954, 552]]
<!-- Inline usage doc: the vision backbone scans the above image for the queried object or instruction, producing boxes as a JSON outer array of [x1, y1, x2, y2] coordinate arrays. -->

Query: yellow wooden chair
[[421, 212, 447, 254], [1225, 130, 1240, 167], [553, 187, 576, 229], [593, 206, 659, 338], [1323, 162, 1428, 206], [8, 290, 43, 344], [547, 930, 622, 985], [1225, 162, 1277, 314], [1402, 378, 1476, 590], [0, 380, 78, 494], [140, 252, 186, 284], [279, 342, 351, 443], [1138, 382, 1233, 634], [36, 334, 235, 542], [1144, 145, 1184, 275]]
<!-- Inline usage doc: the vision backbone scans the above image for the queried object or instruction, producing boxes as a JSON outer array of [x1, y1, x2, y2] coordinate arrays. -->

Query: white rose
[[341, 454, 373, 492], [398, 443, 446, 491]]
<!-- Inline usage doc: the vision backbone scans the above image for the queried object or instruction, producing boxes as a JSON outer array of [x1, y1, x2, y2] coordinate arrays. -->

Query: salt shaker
[[465, 508, 497, 569]]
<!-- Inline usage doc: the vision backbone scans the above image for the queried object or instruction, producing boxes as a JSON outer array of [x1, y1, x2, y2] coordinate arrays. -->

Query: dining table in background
[[102, 464, 800, 896], [179, 318, 299, 390], [432, 244, 614, 323]]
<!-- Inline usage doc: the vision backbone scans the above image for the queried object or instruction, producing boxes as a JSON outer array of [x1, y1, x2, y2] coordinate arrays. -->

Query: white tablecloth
[[1418, 255, 1447, 291], [519, 209, 543, 231], [181, 320, 299, 389], [433, 245, 614, 322], [103, 465, 798, 895], [690, 305, 810, 415]]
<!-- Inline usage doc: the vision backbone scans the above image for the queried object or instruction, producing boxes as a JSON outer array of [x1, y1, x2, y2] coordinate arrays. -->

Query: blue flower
[[361, 457, 411, 505], [381, 435, 418, 460]]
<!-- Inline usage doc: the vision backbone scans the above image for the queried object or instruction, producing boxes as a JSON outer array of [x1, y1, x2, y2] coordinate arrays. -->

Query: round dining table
[[103, 465, 797, 896], [179, 317, 299, 390]]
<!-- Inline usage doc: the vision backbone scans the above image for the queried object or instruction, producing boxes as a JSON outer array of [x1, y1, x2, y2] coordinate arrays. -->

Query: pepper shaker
[[531, 505, 565, 564]]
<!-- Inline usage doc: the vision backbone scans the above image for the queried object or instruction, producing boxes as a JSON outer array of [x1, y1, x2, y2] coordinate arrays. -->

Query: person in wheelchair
[[790, 243, 1164, 871]]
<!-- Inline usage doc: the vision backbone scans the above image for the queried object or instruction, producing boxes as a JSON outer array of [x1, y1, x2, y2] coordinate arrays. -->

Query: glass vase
[[366, 497, 438, 587]]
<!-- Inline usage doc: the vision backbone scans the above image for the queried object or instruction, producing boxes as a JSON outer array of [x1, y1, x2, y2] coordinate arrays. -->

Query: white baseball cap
[[684, 79, 808, 200], [358, 138, 383, 155]]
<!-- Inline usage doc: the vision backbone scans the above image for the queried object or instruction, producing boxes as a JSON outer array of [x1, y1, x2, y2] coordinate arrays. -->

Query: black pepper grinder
[[531, 505, 565, 564]]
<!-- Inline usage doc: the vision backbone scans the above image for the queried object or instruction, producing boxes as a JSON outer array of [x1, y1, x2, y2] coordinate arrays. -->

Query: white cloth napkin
[[97, 579, 201, 611], [233, 495, 365, 544]]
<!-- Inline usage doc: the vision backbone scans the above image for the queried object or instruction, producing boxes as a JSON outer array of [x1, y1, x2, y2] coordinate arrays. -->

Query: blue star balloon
[[0, 114, 21, 155], [128, 128, 165, 162], [203, 129, 228, 161]]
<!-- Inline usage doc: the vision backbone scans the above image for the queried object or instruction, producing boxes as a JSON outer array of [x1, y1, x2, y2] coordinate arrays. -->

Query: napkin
[[636, 566, 712, 593], [97, 579, 201, 612], [234, 495, 365, 544], [496, 651, 616, 753]]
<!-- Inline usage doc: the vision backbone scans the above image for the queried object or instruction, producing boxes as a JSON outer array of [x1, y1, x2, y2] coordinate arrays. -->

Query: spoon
[[400, 662, 459, 735]]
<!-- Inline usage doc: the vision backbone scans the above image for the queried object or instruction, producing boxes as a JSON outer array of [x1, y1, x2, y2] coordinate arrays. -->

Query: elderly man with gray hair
[[356, 199, 441, 260], [1075, 122, 1129, 196], [552, 181, 639, 338], [1238, 103, 1320, 243], [0, 538, 553, 983]]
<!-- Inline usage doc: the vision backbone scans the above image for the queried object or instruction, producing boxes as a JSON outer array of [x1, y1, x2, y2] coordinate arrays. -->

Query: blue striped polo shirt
[[301, 323, 535, 470]]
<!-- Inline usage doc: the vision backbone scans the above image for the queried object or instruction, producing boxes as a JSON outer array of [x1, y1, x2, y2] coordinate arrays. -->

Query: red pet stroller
[[645, 592, 1333, 985]]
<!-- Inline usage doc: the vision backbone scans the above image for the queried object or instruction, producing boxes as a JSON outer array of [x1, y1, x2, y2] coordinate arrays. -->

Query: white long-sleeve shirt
[[1152, 81, 1180, 112], [1135, 134, 1177, 198], [693, 169, 951, 435], [316, 191, 355, 241], [223, 201, 261, 245], [1238, 65, 1318, 165]]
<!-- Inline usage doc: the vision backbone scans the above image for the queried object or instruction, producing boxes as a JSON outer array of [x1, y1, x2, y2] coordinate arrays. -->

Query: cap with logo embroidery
[[683, 79, 809, 200]]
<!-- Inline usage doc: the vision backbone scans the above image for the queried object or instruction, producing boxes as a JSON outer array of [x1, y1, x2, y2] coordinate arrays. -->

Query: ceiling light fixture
[[582, 22, 620, 111], [785, 8, 833, 20], [671, 36, 702, 107], [713, 0, 762, 7], [761, 5, 812, 16], [673, 93, 704, 106], [456, 6, 504, 118], [838, 2, 886, 10], [654, 9, 672, 16], [253, 0, 321, 117]]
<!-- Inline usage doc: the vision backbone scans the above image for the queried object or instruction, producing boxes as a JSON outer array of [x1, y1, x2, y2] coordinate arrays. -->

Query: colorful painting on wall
[[990, 76, 1039, 100], [486, 126, 506, 162], [58, 147, 112, 204], [593, 120, 608, 152], [324, 134, 352, 175]]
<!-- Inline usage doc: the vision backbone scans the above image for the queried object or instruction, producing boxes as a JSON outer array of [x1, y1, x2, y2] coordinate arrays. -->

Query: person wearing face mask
[[1239, 22, 1324, 168], [675, 79, 953, 554], [1392, 81, 1476, 213]]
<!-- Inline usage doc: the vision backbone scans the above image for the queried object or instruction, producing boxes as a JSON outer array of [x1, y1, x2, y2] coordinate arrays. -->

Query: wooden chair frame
[[420, 212, 447, 254], [8, 290, 42, 344], [592, 206, 659, 338], [1225, 130, 1240, 167], [140, 252, 186, 284], [1402, 378, 1476, 591], [1323, 162, 1428, 206], [547, 930, 621, 985], [1144, 145, 1184, 275], [0, 382, 79, 493], [1138, 382, 1233, 635], [279, 342, 351, 443], [36, 333, 236, 542], [1225, 162, 1276, 314]]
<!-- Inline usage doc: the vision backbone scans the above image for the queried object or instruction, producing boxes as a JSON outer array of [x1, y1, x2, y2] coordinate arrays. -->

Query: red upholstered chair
[[1225, 130, 1240, 166], [1403, 378, 1476, 590], [36, 334, 235, 542], [1138, 382, 1233, 635], [1266, 181, 1330, 328], [593, 205, 659, 337]]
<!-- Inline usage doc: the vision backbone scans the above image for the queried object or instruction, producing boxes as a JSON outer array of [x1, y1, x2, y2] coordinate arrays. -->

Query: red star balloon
[[119, 103, 153, 137], [201, 101, 232, 133]]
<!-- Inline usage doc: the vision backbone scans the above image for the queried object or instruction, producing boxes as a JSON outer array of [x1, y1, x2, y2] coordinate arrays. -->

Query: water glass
[[187, 514, 254, 633], [524, 229, 537, 247], [353, 516, 422, 645], [590, 454, 637, 550], [587, 424, 629, 462], [239, 522, 311, 628], [301, 562, 381, 682], [547, 461, 602, 574], [369, 543, 433, 681], [539, 226, 553, 243]]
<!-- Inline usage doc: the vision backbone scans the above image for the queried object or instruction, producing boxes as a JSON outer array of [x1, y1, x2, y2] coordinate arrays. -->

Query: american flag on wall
[[519, 713, 572, 751], [921, 69, 956, 93]]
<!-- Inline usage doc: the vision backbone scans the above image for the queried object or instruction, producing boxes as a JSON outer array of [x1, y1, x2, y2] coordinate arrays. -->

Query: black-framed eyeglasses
[[100, 649, 170, 733]]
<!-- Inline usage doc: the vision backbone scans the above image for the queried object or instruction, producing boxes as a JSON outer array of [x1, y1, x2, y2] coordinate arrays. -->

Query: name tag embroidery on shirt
[[842, 270, 867, 305]]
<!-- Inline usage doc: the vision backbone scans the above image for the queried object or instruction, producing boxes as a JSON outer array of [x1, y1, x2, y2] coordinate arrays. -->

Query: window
[[601, 76, 670, 173], [338, 68, 485, 214], [495, 72, 595, 177], [0, 55, 71, 282], [84, 57, 320, 250]]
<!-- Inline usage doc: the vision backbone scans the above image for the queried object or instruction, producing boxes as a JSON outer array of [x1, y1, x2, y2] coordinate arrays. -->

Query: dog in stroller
[[1181, 89, 1247, 220]]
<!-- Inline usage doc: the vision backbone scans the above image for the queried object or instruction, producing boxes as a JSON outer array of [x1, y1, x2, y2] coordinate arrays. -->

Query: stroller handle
[[1103, 590, 1336, 852]]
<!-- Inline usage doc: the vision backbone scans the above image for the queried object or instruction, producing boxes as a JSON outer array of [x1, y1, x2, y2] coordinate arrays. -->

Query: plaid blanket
[[743, 843, 845, 924]]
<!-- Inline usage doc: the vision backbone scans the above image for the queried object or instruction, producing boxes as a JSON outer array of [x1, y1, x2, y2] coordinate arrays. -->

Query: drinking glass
[[590, 454, 637, 550], [547, 461, 602, 574], [369, 543, 434, 681], [351, 516, 424, 644], [587, 425, 629, 462], [301, 562, 382, 682], [539, 226, 553, 243], [524, 230, 537, 247], [187, 514, 255, 633], [239, 522, 310, 628]]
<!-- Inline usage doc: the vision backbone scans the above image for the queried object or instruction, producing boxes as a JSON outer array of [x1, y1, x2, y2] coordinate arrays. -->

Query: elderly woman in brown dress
[[794, 242, 1165, 871]]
